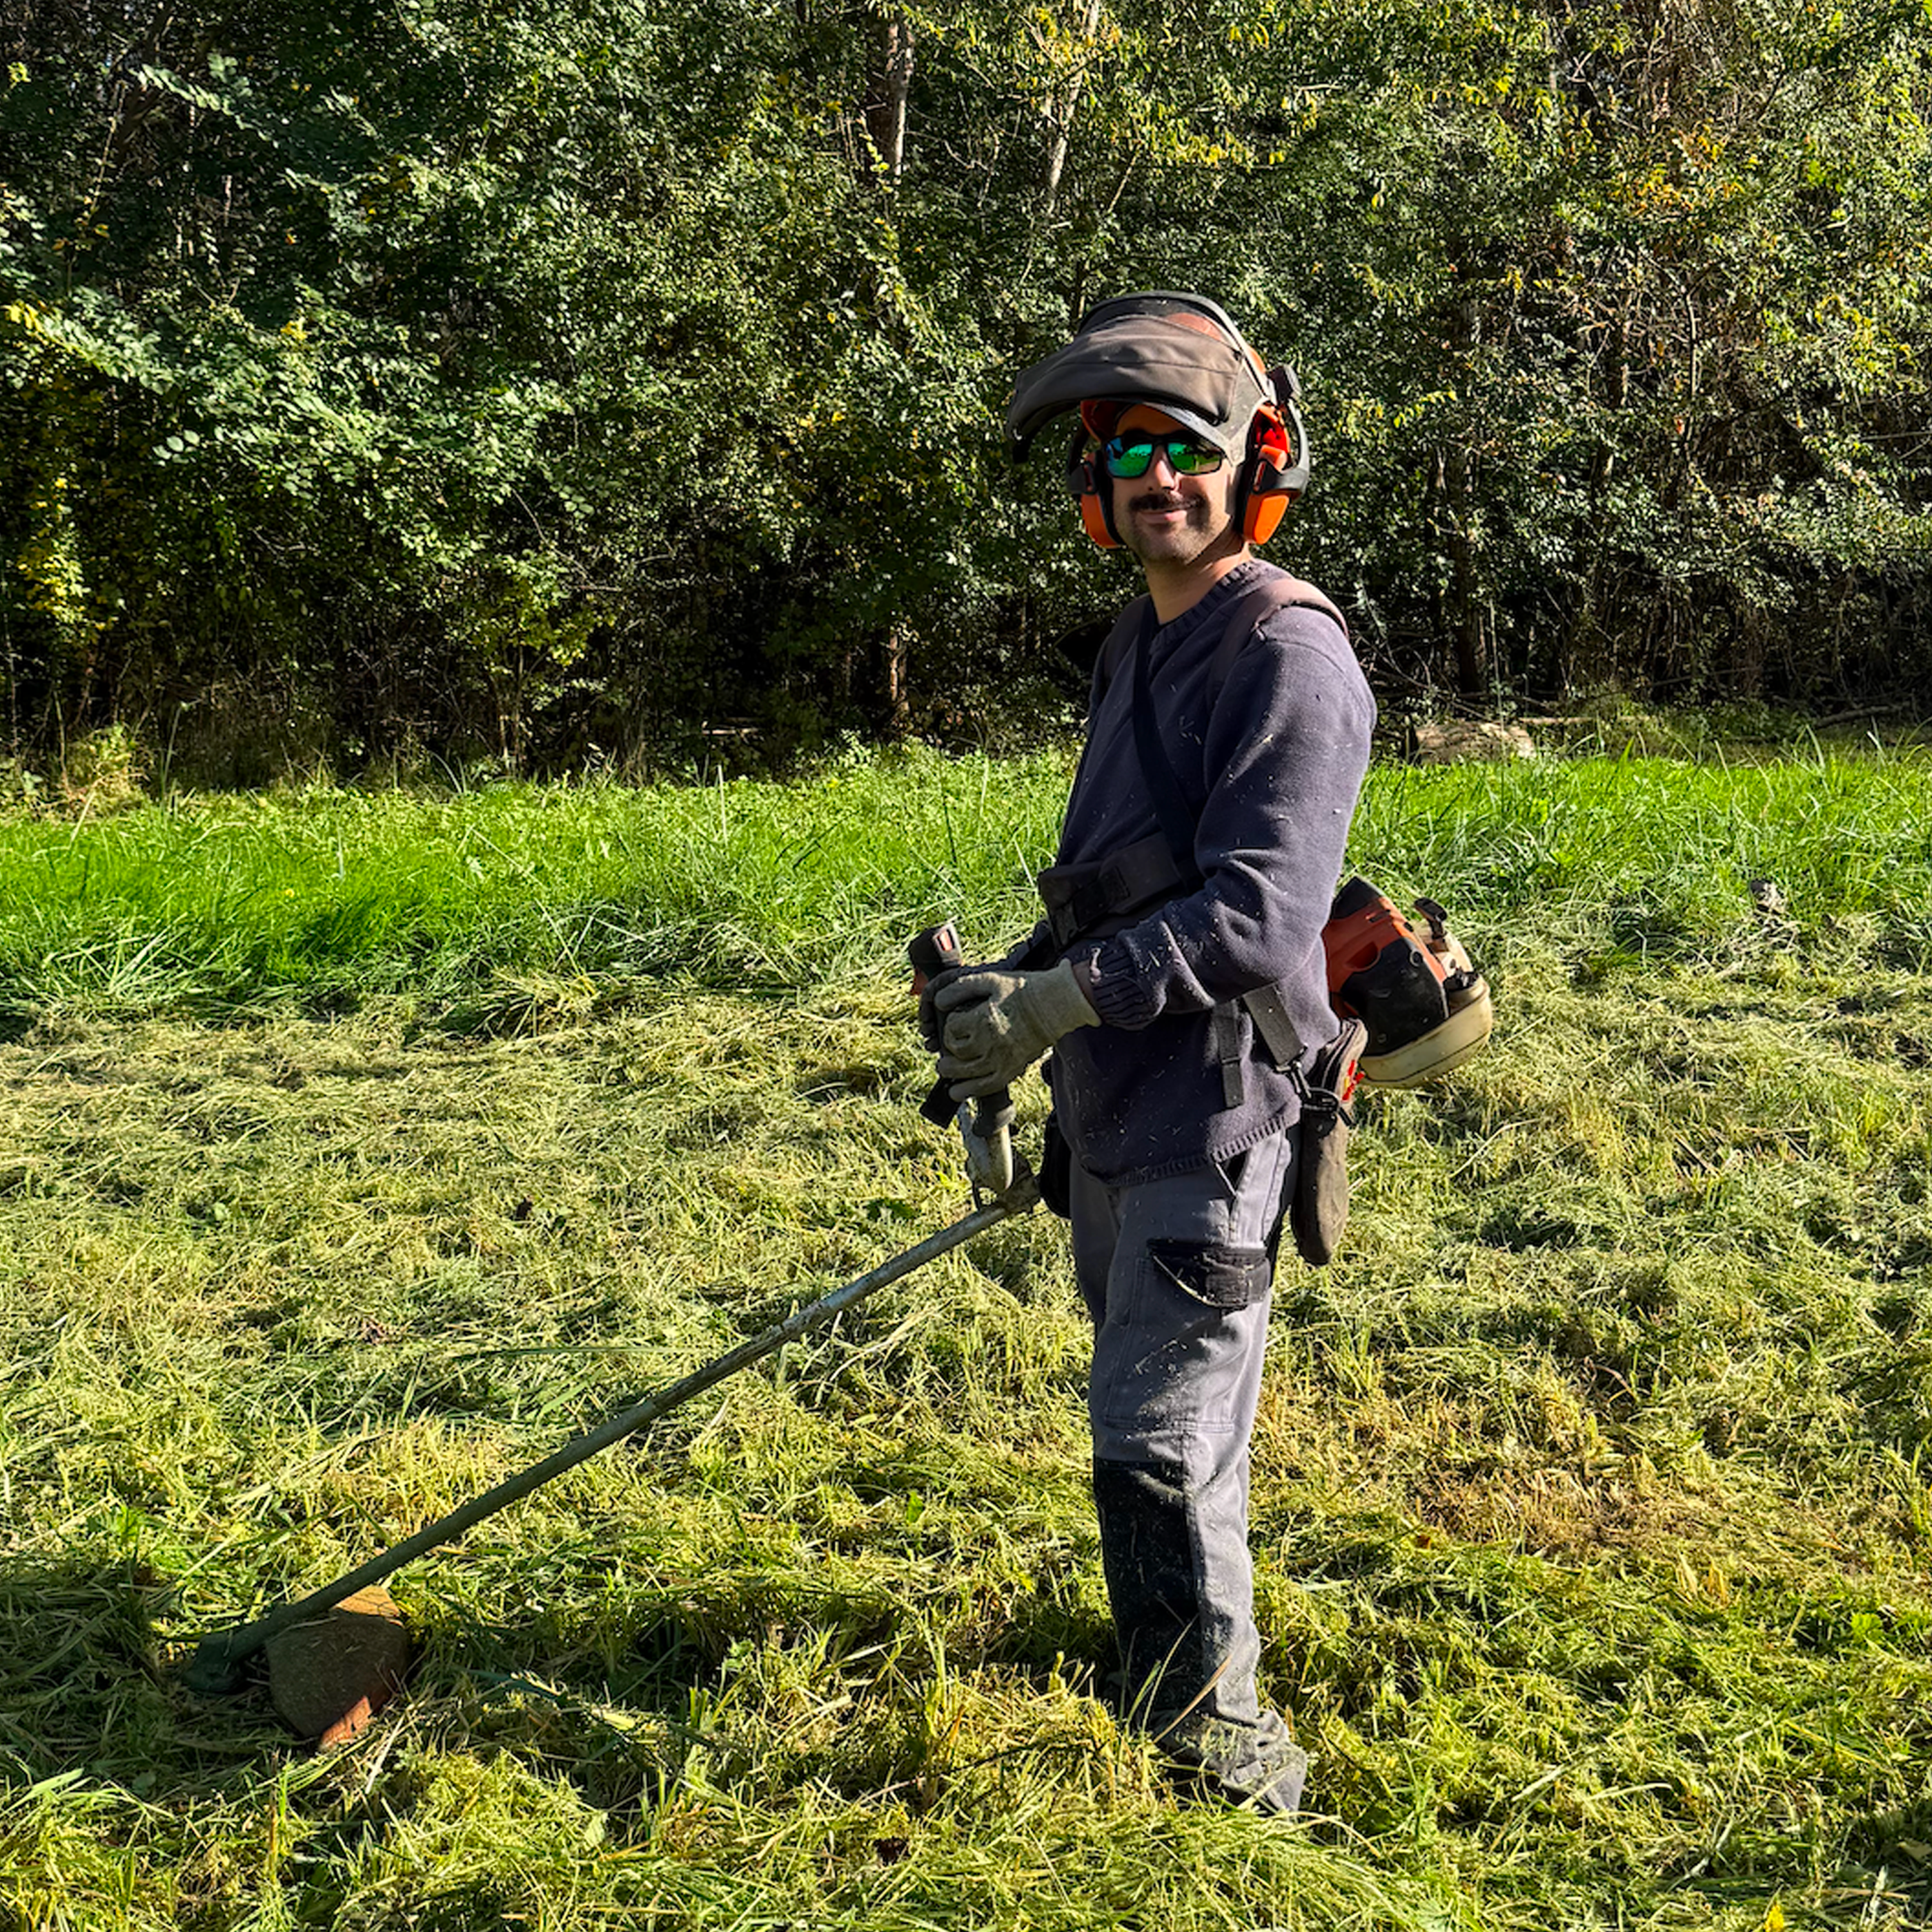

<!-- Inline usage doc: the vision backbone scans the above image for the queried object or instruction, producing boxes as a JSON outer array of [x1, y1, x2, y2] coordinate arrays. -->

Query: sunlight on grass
[[3, 744, 1929, 1030], [3, 744, 1931, 1928]]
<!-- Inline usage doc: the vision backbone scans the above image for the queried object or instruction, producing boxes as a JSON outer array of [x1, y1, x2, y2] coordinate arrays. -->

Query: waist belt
[[1038, 833, 1186, 949]]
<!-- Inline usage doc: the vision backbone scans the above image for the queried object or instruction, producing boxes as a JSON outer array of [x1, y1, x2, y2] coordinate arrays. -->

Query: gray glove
[[918, 960, 987, 1053], [935, 959, 1100, 1100]]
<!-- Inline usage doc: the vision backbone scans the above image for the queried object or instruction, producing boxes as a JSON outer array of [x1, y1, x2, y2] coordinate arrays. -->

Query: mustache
[[1128, 489, 1192, 513]]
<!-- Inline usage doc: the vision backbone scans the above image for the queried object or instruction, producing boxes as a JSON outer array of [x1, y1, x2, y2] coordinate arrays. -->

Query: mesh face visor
[[1005, 293, 1274, 460]]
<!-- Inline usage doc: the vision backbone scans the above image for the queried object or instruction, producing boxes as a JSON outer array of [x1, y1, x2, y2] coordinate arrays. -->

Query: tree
[[3, 0, 1926, 773]]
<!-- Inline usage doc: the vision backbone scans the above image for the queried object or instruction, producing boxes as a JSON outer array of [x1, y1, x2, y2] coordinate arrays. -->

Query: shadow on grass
[[982, 1581, 1115, 1686], [375, 1557, 1121, 1817], [1849, 1800, 1932, 1918], [0, 1554, 290, 1793]]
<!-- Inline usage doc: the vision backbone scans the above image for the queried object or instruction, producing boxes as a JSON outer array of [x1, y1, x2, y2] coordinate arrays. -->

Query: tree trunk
[[1040, 0, 1103, 210], [1434, 294, 1490, 696], [876, 627, 910, 736], [862, 14, 914, 181]]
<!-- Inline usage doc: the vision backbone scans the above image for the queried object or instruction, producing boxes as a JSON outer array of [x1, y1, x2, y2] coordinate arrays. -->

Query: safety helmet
[[1005, 290, 1311, 551]]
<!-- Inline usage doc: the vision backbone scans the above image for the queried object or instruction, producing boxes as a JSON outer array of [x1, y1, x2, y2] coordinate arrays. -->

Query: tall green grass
[[0, 749, 1070, 1022], [3, 744, 1929, 1027], [1349, 752, 1932, 968]]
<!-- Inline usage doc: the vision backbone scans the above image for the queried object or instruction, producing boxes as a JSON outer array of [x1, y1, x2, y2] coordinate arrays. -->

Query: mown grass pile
[[3, 741, 1931, 1929]]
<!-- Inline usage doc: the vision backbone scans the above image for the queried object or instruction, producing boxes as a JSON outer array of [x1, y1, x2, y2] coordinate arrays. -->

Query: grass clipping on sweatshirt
[[2, 745, 1931, 1931]]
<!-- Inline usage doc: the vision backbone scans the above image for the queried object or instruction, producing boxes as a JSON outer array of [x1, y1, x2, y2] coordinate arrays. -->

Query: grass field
[[3, 742, 1931, 1930]]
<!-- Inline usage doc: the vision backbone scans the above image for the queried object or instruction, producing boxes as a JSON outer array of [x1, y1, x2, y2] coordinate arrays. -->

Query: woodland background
[[3, 0, 1929, 780]]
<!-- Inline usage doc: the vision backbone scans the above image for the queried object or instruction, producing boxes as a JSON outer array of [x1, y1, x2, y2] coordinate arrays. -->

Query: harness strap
[[1212, 1003, 1245, 1109], [1241, 983, 1309, 1089], [1091, 571, 1350, 716], [1038, 833, 1190, 951], [1130, 604, 1201, 885], [1049, 569, 1353, 1104]]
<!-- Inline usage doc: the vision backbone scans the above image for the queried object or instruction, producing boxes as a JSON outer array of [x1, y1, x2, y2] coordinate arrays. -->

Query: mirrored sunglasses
[[1099, 434, 1227, 480]]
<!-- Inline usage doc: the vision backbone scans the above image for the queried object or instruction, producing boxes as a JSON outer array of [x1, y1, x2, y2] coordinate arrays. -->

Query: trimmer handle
[[908, 920, 965, 989], [909, 922, 1015, 1135]]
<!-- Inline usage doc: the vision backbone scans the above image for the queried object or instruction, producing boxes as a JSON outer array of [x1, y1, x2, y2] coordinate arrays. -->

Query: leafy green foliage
[[1, 0, 1928, 771]]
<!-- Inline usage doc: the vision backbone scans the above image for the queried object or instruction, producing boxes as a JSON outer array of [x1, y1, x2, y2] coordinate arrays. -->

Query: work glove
[[934, 959, 1100, 1101], [918, 962, 990, 1054]]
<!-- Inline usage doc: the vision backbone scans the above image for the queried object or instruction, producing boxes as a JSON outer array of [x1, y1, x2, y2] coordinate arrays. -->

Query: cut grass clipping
[[3, 742, 1931, 1930]]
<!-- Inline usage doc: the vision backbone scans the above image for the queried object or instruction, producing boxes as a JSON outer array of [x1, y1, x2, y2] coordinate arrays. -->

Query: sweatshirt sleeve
[[1076, 604, 1374, 1031]]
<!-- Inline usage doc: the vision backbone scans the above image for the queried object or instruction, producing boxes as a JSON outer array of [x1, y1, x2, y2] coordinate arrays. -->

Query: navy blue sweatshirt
[[1043, 558, 1375, 1185]]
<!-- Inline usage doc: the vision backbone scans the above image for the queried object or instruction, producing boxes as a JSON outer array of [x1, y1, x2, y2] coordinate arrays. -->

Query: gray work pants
[[1069, 1128, 1294, 1736]]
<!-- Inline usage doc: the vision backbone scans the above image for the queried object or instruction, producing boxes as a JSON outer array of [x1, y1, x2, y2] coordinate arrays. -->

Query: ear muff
[[1241, 408, 1294, 546], [1066, 424, 1121, 549], [1236, 366, 1313, 547]]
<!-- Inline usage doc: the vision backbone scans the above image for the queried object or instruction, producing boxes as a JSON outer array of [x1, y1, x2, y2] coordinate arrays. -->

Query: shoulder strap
[[1090, 595, 1154, 708], [1126, 570, 1350, 1083], [1132, 569, 1350, 839], [1206, 571, 1349, 704], [1130, 612, 1202, 885]]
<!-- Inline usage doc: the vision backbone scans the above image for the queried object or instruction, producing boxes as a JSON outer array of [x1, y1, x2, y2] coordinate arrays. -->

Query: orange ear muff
[[1079, 488, 1119, 549], [1241, 408, 1298, 546], [1067, 429, 1121, 549], [1245, 497, 1289, 548]]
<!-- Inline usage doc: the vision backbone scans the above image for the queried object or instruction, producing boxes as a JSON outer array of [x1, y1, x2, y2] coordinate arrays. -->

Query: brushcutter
[[184, 923, 1035, 1736]]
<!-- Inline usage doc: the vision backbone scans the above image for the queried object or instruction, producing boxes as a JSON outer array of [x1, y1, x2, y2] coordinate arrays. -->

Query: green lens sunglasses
[[1099, 434, 1227, 480]]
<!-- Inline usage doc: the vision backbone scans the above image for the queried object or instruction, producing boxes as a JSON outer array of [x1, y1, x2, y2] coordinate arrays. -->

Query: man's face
[[1104, 404, 1241, 568]]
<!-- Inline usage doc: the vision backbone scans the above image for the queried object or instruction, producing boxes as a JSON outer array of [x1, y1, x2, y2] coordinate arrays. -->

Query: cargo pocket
[[1094, 1239, 1273, 1435], [1147, 1239, 1270, 1311]]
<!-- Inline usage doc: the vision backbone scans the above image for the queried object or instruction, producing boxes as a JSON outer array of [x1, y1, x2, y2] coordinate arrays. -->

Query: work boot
[[1156, 1708, 1309, 1817]]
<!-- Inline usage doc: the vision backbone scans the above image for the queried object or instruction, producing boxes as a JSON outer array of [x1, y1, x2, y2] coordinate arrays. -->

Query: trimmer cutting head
[[263, 1584, 412, 1746], [190, 1584, 411, 1746]]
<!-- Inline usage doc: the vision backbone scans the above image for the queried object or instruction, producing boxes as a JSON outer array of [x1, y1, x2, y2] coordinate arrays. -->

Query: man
[[925, 293, 1375, 1816]]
